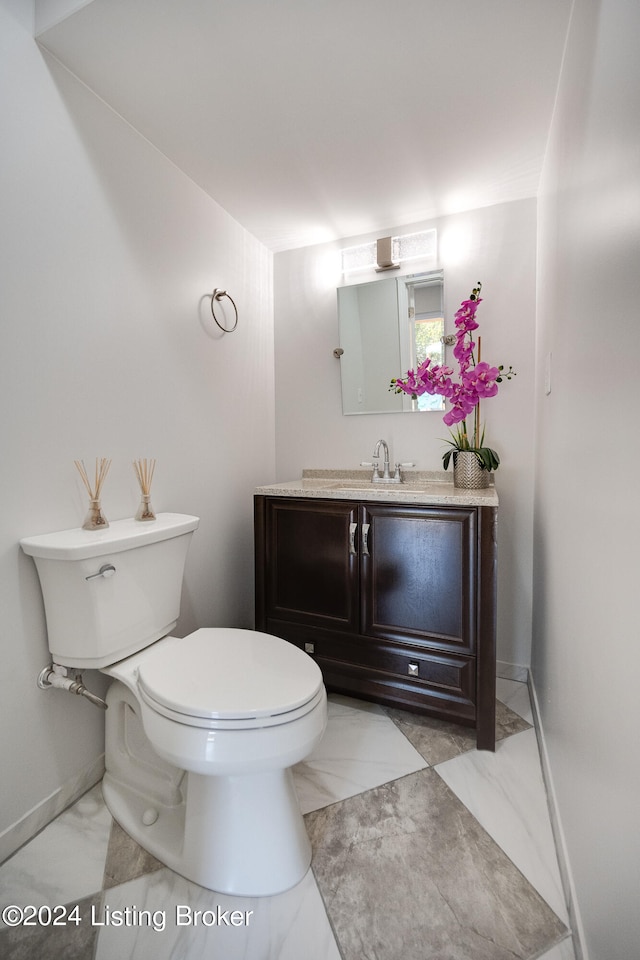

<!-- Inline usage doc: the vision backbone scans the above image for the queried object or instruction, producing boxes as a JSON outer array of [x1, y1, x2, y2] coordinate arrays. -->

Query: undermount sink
[[329, 479, 436, 494], [297, 473, 455, 495], [332, 479, 391, 489]]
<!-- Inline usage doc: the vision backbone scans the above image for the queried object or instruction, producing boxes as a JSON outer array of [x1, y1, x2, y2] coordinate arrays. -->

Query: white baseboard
[[528, 674, 587, 960], [0, 754, 105, 866]]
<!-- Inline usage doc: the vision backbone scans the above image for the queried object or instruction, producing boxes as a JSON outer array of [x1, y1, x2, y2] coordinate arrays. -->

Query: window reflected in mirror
[[403, 276, 445, 412]]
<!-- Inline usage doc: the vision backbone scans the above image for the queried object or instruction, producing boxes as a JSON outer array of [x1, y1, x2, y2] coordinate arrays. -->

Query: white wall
[[0, 0, 274, 852], [274, 199, 537, 671], [533, 0, 640, 956]]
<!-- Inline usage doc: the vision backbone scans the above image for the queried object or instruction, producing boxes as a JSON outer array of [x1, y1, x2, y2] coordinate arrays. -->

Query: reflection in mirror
[[337, 270, 444, 415]]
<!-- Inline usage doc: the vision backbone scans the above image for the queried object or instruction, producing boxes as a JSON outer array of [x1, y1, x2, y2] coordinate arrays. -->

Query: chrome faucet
[[365, 439, 404, 483], [361, 440, 414, 483], [373, 439, 391, 479]]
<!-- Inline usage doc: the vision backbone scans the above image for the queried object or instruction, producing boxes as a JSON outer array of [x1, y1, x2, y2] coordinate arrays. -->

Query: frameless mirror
[[337, 270, 445, 415]]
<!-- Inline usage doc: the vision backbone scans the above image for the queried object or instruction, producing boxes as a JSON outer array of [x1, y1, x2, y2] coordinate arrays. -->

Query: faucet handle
[[360, 460, 380, 480], [394, 461, 416, 481]]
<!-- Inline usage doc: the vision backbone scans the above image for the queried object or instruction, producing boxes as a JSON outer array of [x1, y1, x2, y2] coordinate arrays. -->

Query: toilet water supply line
[[37, 663, 108, 710]]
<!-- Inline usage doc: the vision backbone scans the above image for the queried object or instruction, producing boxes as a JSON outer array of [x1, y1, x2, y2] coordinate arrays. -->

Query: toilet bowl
[[102, 628, 326, 896], [20, 514, 327, 896]]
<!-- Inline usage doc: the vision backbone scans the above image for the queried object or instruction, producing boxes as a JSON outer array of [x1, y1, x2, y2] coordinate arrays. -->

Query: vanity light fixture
[[341, 229, 436, 275], [341, 241, 376, 274]]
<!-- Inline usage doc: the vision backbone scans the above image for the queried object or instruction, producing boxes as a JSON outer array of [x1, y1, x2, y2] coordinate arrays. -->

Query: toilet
[[20, 513, 327, 897]]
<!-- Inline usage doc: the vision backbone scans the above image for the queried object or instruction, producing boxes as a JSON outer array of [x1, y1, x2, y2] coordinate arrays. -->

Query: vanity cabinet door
[[360, 504, 476, 656], [261, 497, 359, 632]]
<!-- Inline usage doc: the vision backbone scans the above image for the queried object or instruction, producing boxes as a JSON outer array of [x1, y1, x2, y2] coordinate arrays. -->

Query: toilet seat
[[136, 628, 324, 730]]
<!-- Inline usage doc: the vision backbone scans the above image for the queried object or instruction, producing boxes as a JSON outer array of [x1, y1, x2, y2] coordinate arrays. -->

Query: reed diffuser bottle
[[74, 458, 111, 530], [133, 458, 156, 521]]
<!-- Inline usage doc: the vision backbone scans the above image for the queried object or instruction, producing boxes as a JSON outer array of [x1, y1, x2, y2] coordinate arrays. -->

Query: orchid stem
[[474, 336, 482, 448]]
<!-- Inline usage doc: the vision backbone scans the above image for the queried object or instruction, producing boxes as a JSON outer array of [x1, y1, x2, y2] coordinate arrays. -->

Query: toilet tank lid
[[20, 513, 199, 560]]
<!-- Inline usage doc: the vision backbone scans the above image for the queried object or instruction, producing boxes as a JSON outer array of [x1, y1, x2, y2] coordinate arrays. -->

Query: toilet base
[[103, 767, 311, 896], [102, 680, 320, 896]]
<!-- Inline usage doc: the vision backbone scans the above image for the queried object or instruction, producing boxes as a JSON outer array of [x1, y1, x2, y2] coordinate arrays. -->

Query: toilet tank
[[20, 513, 199, 669]]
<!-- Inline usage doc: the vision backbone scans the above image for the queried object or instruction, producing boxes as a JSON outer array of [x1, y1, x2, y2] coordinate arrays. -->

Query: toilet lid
[[137, 628, 323, 722]]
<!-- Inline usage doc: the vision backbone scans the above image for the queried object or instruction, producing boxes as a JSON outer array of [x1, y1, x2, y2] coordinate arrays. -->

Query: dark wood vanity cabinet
[[254, 495, 497, 750]]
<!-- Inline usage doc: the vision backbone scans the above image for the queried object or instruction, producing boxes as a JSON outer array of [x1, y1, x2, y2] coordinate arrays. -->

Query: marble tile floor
[[0, 680, 576, 960]]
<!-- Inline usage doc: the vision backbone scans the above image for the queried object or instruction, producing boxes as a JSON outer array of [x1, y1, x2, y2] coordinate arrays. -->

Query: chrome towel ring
[[210, 288, 238, 333]]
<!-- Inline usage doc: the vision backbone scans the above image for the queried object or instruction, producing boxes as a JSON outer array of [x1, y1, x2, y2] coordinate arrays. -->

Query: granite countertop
[[255, 469, 498, 507]]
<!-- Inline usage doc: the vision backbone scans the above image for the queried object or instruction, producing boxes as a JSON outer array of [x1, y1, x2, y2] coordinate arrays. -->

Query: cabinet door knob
[[408, 663, 419, 676]]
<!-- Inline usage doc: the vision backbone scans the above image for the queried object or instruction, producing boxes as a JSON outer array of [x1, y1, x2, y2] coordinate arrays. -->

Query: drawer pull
[[362, 523, 371, 556], [349, 522, 358, 555], [408, 662, 419, 677]]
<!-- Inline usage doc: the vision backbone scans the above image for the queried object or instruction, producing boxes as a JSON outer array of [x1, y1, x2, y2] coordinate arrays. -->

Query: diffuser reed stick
[[74, 458, 111, 530], [133, 458, 156, 521]]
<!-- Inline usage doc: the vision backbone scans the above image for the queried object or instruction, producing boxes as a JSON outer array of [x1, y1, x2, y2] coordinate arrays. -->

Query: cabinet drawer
[[266, 618, 475, 709], [365, 644, 475, 699], [358, 647, 474, 707]]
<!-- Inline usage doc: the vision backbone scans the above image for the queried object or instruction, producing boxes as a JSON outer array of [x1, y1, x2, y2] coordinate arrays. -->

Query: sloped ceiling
[[36, 0, 572, 252]]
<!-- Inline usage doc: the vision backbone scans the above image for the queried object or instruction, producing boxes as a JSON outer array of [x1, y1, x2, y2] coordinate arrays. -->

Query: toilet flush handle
[[85, 563, 116, 582]]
